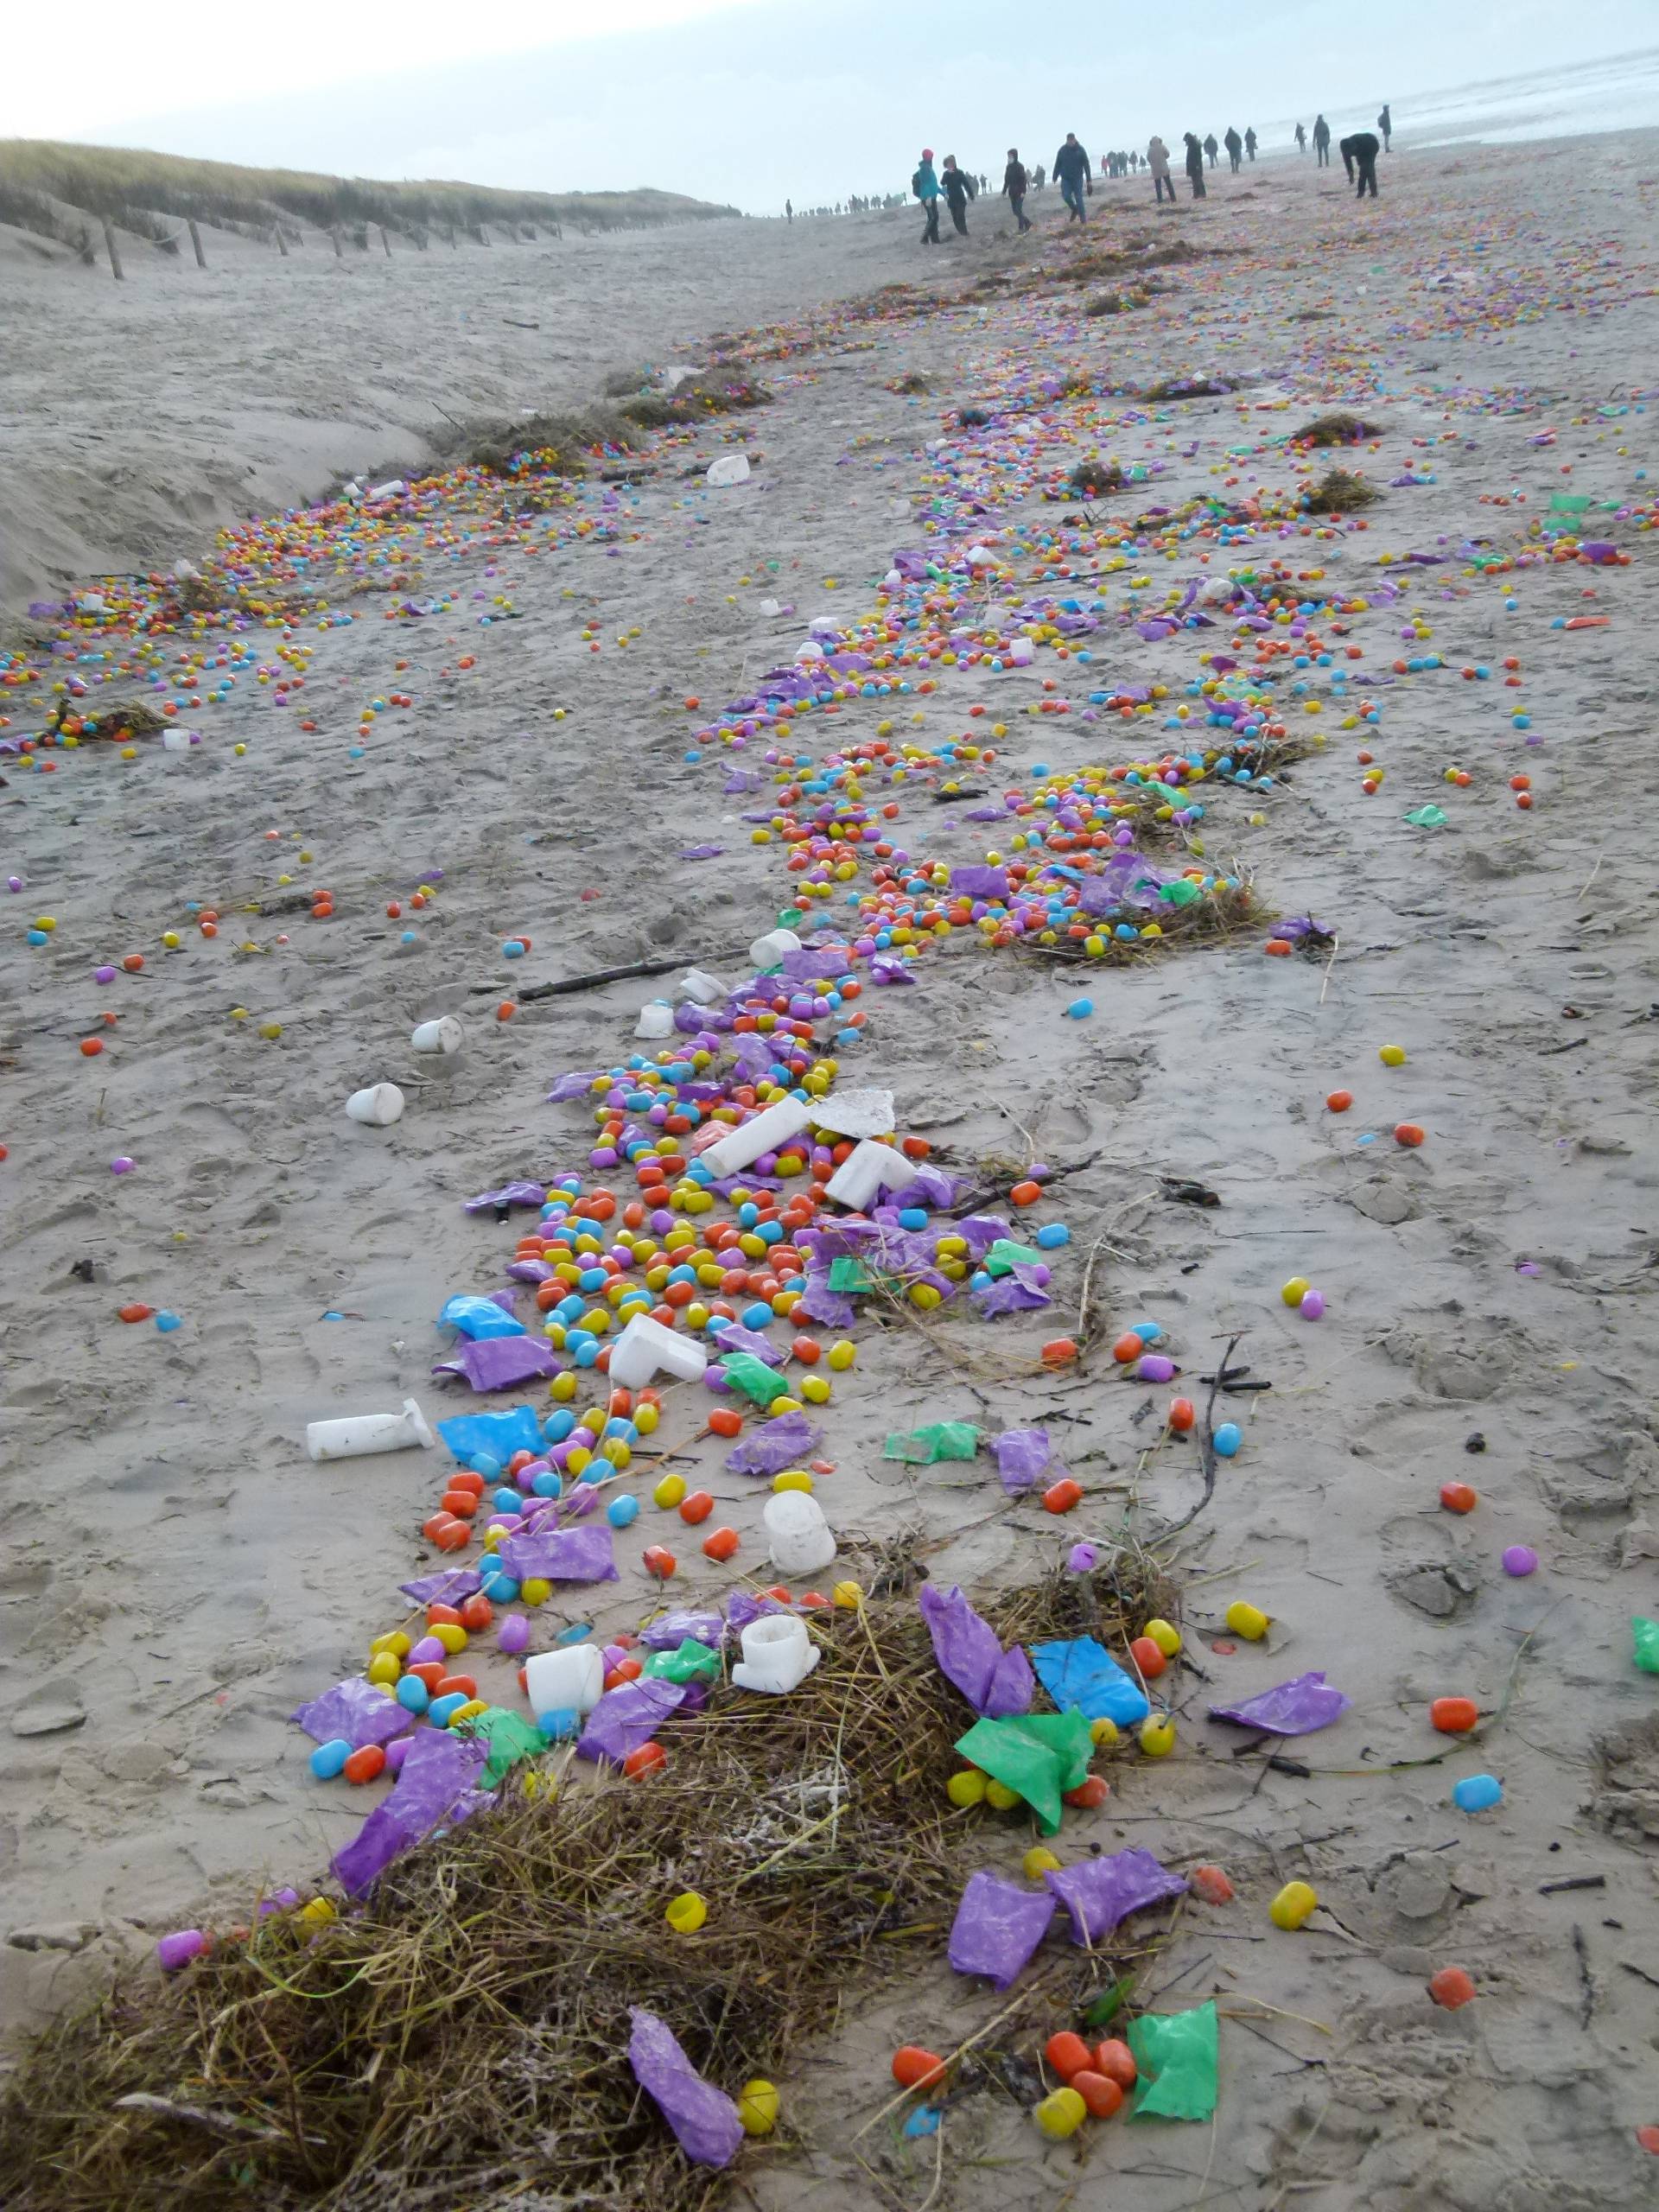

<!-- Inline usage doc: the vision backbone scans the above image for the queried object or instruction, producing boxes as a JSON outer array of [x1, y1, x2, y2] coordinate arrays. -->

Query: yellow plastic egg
[[772, 1469, 814, 1493], [298, 1897, 336, 1928], [664, 1891, 708, 1935], [737, 2079, 779, 2136], [1022, 1846, 1062, 1879], [984, 1779, 1021, 1811], [1143, 1618, 1181, 1657], [832, 1580, 864, 1610], [1035, 2087, 1088, 2139], [366, 1652, 400, 1686], [1140, 1715, 1176, 1758], [1089, 1717, 1119, 1748], [1225, 1601, 1270, 1641], [430, 1622, 467, 1655], [1270, 1880, 1319, 1930], [521, 1578, 551, 1607], [827, 1340, 856, 1370], [1281, 1276, 1311, 1308], [947, 1768, 988, 1808], [1378, 1043, 1407, 1066]]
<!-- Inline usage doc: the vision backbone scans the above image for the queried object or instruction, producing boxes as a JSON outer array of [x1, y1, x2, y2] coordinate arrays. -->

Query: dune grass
[[0, 141, 739, 251]]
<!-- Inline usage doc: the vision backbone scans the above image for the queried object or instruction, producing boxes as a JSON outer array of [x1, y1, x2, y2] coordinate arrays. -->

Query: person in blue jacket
[[912, 149, 942, 244], [1053, 134, 1092, 222]]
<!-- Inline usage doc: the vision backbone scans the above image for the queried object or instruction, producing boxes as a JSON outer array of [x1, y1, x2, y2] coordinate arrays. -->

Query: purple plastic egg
[[110, 1155, 135, 1175], [95, 963, 117, 982], [409, 1635, 444, 1665], [1502, 1544, 1538, 1578], [1067, 1542, 1100, 1573], [1300, 1288, 1325, 1320], [1136, 1353, 1176, 1384], [498, 1613, 531, 1656], [156, 1929, 209, 1972], [384, 1735, 411, 1776]]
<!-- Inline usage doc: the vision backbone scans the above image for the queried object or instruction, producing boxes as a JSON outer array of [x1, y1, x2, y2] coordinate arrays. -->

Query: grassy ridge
[[0, 139, 739, 254]]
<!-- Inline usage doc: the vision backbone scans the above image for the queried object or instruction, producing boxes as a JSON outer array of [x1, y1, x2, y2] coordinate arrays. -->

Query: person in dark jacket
[[1339, 131, 1381, 199], [1224, 126, 1243, 173], [1203, 132, 1218, 168], [1377, 104, 1392, 150], [1053, 133, 1091, 221], [941, 155, 975, 236], [1313, 114, 1331, 166], [1003, 149, 1032, 232], [1183, 132, 1207, 200], [1294, 121, 1306, 152], [1245, 125, 1257, 161]]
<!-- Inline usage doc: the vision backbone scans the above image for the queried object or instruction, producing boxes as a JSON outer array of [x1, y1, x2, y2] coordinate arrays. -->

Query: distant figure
[[1340, 130, 1381, 199], [785, 199, 792, 222], [1033, 162, 1046, 190], [1003, 149, 1033, 232], [979, 173, 988, 193], [1053, 133, 1092, 222], [1224, 126, 1243, 174], [1378, 104, 1392, 150], [1204, 132, 1219, 168], [941, 155, 975, 237], [912, 149, 942, 245], [1147, 134, 1175, 205], [1295, 121, 1306, 153], [1245, 126, 1257, 162], [1313, 114, 1331, 166], [1184, 132, 1207, 200]]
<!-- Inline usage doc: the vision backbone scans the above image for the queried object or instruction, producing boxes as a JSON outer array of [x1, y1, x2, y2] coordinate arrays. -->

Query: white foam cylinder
[[346, 1083, 404, 1126], [524, 1645, 604, 1718], [607, 1313, 709, 1390], [748, 927, 801, 970], [825, 1138, 920, 1210], [680, 969, 728, 1004], [306, 1397, 434, 1462], [732, 1613, 820, 1694], [765, 1491, 836, 1576], [411, 1017, 463, 1056], [634, 1001, 676, 1039], [697, 1095, 811, 1179], [706, 454, 750, 486]]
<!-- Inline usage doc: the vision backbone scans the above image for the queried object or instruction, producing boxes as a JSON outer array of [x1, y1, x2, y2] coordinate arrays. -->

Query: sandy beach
[[3, 130, 1659, 2210]]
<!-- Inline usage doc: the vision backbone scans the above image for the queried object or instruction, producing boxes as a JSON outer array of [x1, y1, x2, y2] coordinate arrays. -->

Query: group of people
[[908, 99, 1395, 241]]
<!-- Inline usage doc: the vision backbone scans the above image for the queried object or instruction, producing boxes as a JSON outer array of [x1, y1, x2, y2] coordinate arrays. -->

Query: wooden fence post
[[101, 219, 124, 280], [188, 219, 207, 268], [275, 225, 289, 257], [333, 227, 343, 257], [380, 224, 392, 257]]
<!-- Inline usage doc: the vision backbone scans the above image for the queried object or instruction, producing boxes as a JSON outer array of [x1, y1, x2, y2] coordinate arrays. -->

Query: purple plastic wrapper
[[1046, 1848, 1188, 1944], [1209, 1672, 1351, 1736], [290, 1677, 411, 1749], [919, 1584, 1035, 1718], [506, 1258, 556, 1284], [992, 1428, 1056, 1496], [868, 955, 915, 985], [433, 1336, 558, 1390], [950, 865, 1010, 899], [714, 1324, 784, 1367], [638, 1609, 727, 1651], [500, 1525, 619, 1584], [975, 1277, 1053, 1317], [908, 1165, 967, 1209], [795, 1269, 858, 1328], [724, 1409, 823, 1477], [627, 2007, 743, 2169], [681, 844, 723, 860], [948, 1869, 1056, 1989], [780, 947, 849, 982], [725, 1590, 785, 1633], [399, 1566, 484, 1606], [578, 1678, 688, 1764], [464, 1180, 547, 1212], [957, 1214, 1014, 1257], [332, 1730, 491, 1894]]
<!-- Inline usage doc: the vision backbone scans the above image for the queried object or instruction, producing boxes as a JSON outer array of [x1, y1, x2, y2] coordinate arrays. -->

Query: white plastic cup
[[825, 1138, 920, 1210], [634, 1001, 676, 1039], [524, 1645, 605, 1717], [680, 969, 728, 1005], [696, 1095, 812, 1179], [306, 1397, 434, 1462], [748, 926, 802, 970], [607, 1313, 709, 1390], [411, 1017, 463, 1056], [346, 1083, 404, 1126], [732, 1613, 820, 1694], [706, 454, 751, 487], [765, 1491, 836, 1576]]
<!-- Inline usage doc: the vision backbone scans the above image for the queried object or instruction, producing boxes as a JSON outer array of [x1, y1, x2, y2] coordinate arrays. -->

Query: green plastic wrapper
[[982, 1239, 1043, 1278], [1633, 1616, 1659, 1675], [462, 1707, 548, 1787], [1403, 804, 1448, 828], [1128, 2000, 1219, 2120], [645, 1638, 722, 1684], [721, 1351, 788, 1408], [884, 1421, 980, 1465], [828, 1255, 877, 1294], [954, 1708, 1093, 1834]]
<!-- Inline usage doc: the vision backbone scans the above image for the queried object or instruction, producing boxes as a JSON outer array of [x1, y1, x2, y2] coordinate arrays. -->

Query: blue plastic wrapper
[[436, 1406, 546, 1465], [1031, 1637, 1152, 1727], [438, 1293, 524, 1340]]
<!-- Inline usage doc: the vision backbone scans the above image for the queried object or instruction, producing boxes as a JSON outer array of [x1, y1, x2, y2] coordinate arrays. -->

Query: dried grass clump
[[462, 406, 643, 478], [1084, 289, 1151, 317], [886, 372, 931, 394], [1066, 458, 1125, 499], [617, 375, 773, 429], [1141, 374, 1235, 402], [1305, 467, 1380, 514], [0, 1553, 1181, 2212], [1017, 874, 1260, 967], [1293, 410, 1376, 447], [74, 700, 166, 741]]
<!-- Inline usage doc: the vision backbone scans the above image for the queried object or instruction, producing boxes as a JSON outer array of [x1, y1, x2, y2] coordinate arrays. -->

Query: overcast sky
[[6, 0, 1655, 211]]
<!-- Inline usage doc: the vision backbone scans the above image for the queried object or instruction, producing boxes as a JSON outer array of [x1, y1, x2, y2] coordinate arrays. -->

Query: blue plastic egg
[[1213, 1422, 1243, 1458], [309, 1738, 352, 1779], [607, 1493, 640, 1528], [1452, 1774, 1503, 1813]]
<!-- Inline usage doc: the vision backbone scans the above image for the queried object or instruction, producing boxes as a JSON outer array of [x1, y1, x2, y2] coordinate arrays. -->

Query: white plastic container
[[346, 1083, 404, 1126], [524, 1645, 604, 1718], [369, 478, 408, 501], [411, 1017, 463, 1056], [748, 926, 802, 970], [765, 1491, 836, 1576], [607, 1313, 709, 1390], [813, 1088, 896, 1141], [634, 1001, 676, 1039], [825, 1138, 920, 1211], [697, 1095, 812, 1179], [680, 968, 728, 1005], [161, 729, 194, 753], [706, 454, 750, 487], [306, 1397, 434, 1463], [732, 1613, 820, 1694]]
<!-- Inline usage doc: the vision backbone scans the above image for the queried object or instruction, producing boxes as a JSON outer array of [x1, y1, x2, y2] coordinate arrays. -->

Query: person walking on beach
[[1147, 134, 1175, 205], [913, 149, 942, 245], [1003, 149, 1033, 232], [1245, 125, 1257, 162], [1294, 122, 1306, 152], [785, 199, 792, 222], [1313, 114, 1331, 167], [1203, 132, 1219, 169], [1053, 133, 1092, 222], [1184, 132, 1206, 200], [941, 156, 975, 237], [1224, 125, 1243, 174], [1378, 104, 1392, 150], [1339, 130, 1381, 200]]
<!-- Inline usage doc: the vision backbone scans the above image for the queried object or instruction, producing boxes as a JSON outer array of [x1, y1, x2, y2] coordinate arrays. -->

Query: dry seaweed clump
[[0, 1553, 1182, 2212], [1066, 457, 1126, 499], [1084, 289, 1151, 317], [1017, 874, 1258, 966], [463, 406, 642, 478], [1142, 374, 1235, 402], [617, 375, 773, 429], [1306, 467, 1380, 514], [1293, 410, 1376, 447], [886, 372, 931, 394]]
